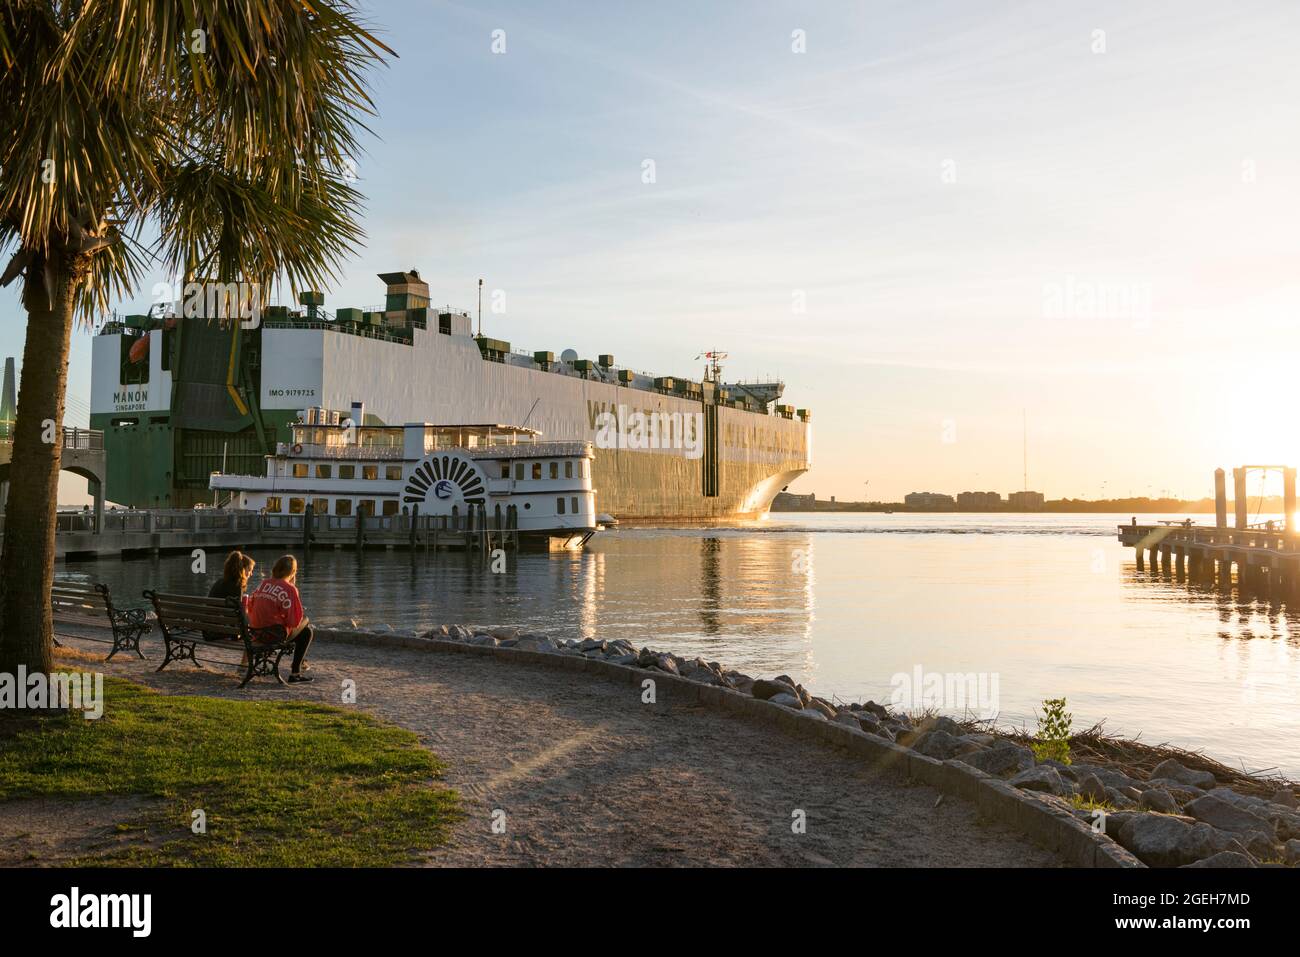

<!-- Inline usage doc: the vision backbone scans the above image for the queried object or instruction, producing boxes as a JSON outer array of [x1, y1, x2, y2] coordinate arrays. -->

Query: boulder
[[955, 743, 1035, 777], [912, 730, 966, 761], [1010, 766, 1071, 797], [917, 715, 964, 737], [856, 711, 882, 731], [490, 626, 520, 640], [1150, 758, 1217, 790], [752, 678, 798, 701], [835, 712, 863, 729], [1145, 780, 1205, 803], [1116, 815, 1246, 868], [1105, 787, 1137, 810], [807, 698, 837, 720], [769, 692, 802, 709], [1077, 773, 1109, 804], [653, 655, 680, 676], [1072, 764, 1142, 793], [1182, 851, 1256, 868], [1038, 759, 1077, 781], [1184, 795, 1276, 840], [1139, 789, 1179, 814], [1271, 789, 1298, 810], [1283, 839, 1300, 866], [578, 638, 606, 653], [861, 700, 890, 719]]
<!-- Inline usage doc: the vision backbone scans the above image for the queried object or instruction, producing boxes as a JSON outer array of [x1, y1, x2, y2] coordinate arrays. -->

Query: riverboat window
[[289, 498, 305, 514], [514, 462, 524, 480], [549, 462, 558, 479], [565, 461, 573, 479], [292, 463, 308, 478], [572, 497, 579, 514], [339, 465, 355, 480], [382, 500, 399, 517], [500, 463, 509, 479], [266, 496, 282, 513], [557, 497, 565, 514], [313, 498, 329, 515], [358, 500, 375, 516], [362, 465, 378, 480], [532, 462, 541, 480], [316, 463, 331, 479], [335, 499, 352, 516], [385, 465, 402, 480]]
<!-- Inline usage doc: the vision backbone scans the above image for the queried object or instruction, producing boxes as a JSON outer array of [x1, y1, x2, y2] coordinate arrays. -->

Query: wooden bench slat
[[154, 607, 241, 627], [150, 593, 237, 607], [159, 616, 242, 634]]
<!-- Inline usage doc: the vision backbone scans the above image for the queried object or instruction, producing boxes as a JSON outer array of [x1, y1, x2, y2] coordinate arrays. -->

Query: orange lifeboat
[[128, 335, 149, 364]]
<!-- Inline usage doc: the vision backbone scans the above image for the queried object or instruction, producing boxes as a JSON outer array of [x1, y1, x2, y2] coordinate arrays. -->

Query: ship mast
[[697, 350, 728, 384]]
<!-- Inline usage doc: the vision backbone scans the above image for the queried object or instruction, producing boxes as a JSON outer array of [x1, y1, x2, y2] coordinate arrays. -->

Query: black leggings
[[290, 625, 314, 674]]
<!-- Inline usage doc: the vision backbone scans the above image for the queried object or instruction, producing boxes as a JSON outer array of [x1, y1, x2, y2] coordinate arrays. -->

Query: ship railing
[[53, 508, 262, 535], [284, 442, 406, 460], [474, 440, 593, 460]]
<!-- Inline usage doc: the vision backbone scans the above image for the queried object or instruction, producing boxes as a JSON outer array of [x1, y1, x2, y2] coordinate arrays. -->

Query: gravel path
[[43, 627, 1066, 867]]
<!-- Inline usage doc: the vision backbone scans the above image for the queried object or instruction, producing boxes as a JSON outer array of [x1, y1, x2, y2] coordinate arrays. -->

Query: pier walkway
[[1118, 521, 1300, 597], [1, 507, 521, 560]]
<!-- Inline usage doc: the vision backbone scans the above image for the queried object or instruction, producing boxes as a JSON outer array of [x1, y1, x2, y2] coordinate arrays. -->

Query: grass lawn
[[0, 676, 460, 866]]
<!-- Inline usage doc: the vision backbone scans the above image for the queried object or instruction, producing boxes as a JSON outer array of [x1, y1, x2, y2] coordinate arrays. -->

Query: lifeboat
[[128, 335, 149, 364]]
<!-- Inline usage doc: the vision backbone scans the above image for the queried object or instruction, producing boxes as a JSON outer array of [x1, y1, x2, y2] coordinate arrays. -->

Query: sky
[[3, 0, 1300, 505]]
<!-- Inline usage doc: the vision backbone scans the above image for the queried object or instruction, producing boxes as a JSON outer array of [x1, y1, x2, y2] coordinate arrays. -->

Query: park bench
[[143, 590, 297, 688], [51, 580, 150, 661]]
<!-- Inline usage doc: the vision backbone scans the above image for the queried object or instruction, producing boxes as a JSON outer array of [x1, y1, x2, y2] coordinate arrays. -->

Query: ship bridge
[[724, 380, 784, 408]]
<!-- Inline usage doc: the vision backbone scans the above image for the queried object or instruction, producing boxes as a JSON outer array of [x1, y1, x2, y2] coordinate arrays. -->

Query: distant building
[[904, 491, 956, 509], [772, 491, 816, 511], [1007, 490, 1045, 511], [957, 490, 1002, 510]]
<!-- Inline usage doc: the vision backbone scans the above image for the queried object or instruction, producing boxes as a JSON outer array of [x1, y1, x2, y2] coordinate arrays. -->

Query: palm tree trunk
[[0, 254, 77, 676]]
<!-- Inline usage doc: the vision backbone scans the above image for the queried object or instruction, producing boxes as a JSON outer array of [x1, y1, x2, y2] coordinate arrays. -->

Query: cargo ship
[[89, 270, 811, 521]]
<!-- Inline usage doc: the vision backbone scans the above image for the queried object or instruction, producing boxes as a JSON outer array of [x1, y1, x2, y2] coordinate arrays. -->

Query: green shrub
[[1032, 696, 1073, 766]]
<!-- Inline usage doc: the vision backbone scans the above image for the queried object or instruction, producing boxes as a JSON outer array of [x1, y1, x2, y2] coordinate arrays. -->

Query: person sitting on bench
[[245, 554, 314, 684], [206, 550, 255, 641]]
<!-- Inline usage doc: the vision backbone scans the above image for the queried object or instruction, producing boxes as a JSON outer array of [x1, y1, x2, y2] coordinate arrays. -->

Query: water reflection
[[55, 512, 1300, 775]]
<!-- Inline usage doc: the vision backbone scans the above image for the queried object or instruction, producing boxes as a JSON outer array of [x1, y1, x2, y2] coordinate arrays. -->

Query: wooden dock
[[1118, 521, 1300, 596], [1117, 463, 1300, 598], [0, 506, 548, 561]]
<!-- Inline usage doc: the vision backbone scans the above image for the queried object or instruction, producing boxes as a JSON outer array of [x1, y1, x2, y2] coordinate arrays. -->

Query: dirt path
[[34, 628, 1066, 867]]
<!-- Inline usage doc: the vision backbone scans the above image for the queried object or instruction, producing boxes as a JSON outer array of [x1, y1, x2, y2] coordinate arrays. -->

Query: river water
[[61, 512, 1300, 776]]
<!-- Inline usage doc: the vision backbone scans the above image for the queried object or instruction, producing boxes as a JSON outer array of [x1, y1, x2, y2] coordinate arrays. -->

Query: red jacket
[[246, 578, 304, 634]]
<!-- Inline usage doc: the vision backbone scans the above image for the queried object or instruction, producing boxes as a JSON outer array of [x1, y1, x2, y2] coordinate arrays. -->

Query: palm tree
[[0, 2, 392, 674]]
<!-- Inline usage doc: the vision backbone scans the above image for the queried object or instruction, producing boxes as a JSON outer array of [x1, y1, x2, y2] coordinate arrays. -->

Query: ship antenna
[[477, 278, 483, 337]]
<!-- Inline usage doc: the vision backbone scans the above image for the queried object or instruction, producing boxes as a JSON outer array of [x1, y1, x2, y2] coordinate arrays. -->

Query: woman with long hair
[[245, 554, 314, 683], [206, 551, 256, 642]]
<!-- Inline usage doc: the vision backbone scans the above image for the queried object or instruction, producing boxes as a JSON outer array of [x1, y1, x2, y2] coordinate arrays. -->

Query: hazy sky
[[3, 0, 1299, 504]]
